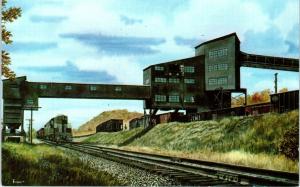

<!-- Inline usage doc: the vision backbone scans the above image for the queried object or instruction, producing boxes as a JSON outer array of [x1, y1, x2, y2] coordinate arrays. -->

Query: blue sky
[[3, 0, 299, 130]]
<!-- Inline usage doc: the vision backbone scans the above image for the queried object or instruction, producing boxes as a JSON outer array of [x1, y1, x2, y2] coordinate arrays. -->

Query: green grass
[[83, 127, 144, 145], [130, 111, 298, 155], [2, 143, 124, 186], [124, 111, 299, 172], [82, 110, 299, 172]]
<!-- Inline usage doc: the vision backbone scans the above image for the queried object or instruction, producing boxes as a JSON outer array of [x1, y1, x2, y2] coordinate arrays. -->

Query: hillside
[[73, 109, 142, 136], [83, 110, 299, 172], [83, 127, 144, 145]]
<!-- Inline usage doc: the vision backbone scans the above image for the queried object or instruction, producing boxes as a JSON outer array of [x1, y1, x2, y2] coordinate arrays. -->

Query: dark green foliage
[[279, 124, 299, 160]]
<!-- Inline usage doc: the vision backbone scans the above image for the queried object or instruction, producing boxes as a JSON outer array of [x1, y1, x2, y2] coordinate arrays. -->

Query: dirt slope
[[73, 109, 142, 136]]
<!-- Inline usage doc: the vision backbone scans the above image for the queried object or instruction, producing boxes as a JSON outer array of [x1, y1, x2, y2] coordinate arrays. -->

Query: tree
[[2, 0, 21, 79], [279, 88, 288, 93], [231, 89, 273, 106]]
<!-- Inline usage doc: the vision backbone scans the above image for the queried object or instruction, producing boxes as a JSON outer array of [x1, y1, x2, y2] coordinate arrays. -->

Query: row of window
[[39, 85, 122, 92], [155, 77, 196, 84], [208, 77, 228, 85], [154, 65, 195, 73], [155, 77, 167, 83], [208, 48, 228, 59], [155, 95, 195, 103], [208, 63, 229, 72], [155, 66, 164, 71], [184, 66, 195, 73], [184, 79, 195, 84], [169, 78, 180, 83]]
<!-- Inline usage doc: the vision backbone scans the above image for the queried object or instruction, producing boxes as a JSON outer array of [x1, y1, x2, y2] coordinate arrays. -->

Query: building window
[[208, 63, 228, 72], [39, 84, 47, 90], [145, 79, 150, 85], [219, 63, 228, 70], [155, 66, 164, 71], [208, 48, 228, 59], [169, 78, 180, 83], [155, 77, 167, 83], [218, 77, 228, 85], [26, 99, 34, 105], [169, 95, 180, 103], [213, 64, 218, 71], [184, 66, 195, 73], [184, 79, 195, 84], [155, 95, 166, 102], [90, 85, 97, 91], [208, 78, 217, 85], [65, 85, 72, 90], [115, 87, 122, 92], [184, 96, 195, 103]]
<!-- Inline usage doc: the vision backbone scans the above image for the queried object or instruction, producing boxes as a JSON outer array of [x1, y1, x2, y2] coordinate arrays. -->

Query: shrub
[[279, 124, 299, 160]]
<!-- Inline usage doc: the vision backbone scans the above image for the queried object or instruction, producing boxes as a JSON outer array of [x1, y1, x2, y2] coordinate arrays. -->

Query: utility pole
[[30, 108, 33, 144], [23, 104, 41, 144], [26, 119, 32, 143], [274, 73, 278, 94]]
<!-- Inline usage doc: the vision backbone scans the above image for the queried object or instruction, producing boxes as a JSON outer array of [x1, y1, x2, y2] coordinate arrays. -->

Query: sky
[[3, 0, 299, 130]]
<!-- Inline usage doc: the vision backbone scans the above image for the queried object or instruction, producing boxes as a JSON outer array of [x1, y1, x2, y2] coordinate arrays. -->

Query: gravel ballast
[[59, 146, 179, 186]]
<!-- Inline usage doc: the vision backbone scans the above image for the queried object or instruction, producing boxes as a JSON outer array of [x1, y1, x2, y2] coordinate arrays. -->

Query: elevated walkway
[[240, 52, 299, 72]]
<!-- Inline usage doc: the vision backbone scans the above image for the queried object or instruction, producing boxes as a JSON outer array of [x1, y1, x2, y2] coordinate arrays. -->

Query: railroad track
[[43, 140, 299, 186]]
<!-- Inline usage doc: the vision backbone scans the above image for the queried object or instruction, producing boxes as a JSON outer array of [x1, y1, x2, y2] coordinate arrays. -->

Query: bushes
[[279, 124, 299, 160]]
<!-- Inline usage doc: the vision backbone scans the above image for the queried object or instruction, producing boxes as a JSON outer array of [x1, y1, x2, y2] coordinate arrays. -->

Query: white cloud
[[75, 55, 143, 84], [172, 0, 269, 40], [274, 1, 299, 38]]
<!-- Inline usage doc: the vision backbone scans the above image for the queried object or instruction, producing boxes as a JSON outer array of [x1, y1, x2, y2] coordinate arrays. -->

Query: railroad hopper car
[[96, 119, 123, 132], [129, 118, 143, 130], [129, 115, 151, 130], [155, 112, 187, 124], [188, 103, 272, 121], [271, 90, 299, 113], [42, 115, 72, 142]]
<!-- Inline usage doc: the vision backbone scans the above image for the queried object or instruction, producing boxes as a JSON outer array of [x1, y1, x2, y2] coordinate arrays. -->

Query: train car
[[155, 112, 187, 124], [43, 115, 72, 142], [129, 117, 142, 130], [36, 128, 44, 139], [271, 90, 299, 113], [96, 119, 123, 132], [188, 102, 272, 121], [245, 103, 271, 115]]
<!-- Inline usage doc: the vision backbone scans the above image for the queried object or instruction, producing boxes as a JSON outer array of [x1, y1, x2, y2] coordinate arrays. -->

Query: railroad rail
[[42, 140, 299, 186]]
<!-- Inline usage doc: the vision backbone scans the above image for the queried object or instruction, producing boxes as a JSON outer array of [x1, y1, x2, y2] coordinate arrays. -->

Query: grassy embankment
[[83, 127, 144, 145], [84, 110, 299, 173], [2, 143, 124, 186]]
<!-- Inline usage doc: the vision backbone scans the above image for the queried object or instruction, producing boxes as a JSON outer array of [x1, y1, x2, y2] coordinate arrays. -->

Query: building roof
[[143, 55, 204, 71], [194, 32, 240, 49]]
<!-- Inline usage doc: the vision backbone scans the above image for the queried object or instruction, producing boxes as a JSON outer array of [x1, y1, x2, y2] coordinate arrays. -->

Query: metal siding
[[147, 56, 205, 110], [29, 82, 150, 100], [200, 35, 238, 91]]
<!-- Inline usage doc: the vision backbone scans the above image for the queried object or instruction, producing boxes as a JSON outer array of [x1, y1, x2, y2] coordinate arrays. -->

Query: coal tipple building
[[2, 33, 298, 138], [143, 32, 298, 114]]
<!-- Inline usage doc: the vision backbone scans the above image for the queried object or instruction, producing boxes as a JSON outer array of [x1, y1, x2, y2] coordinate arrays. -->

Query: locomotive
[[37, 115, 72, 142]]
